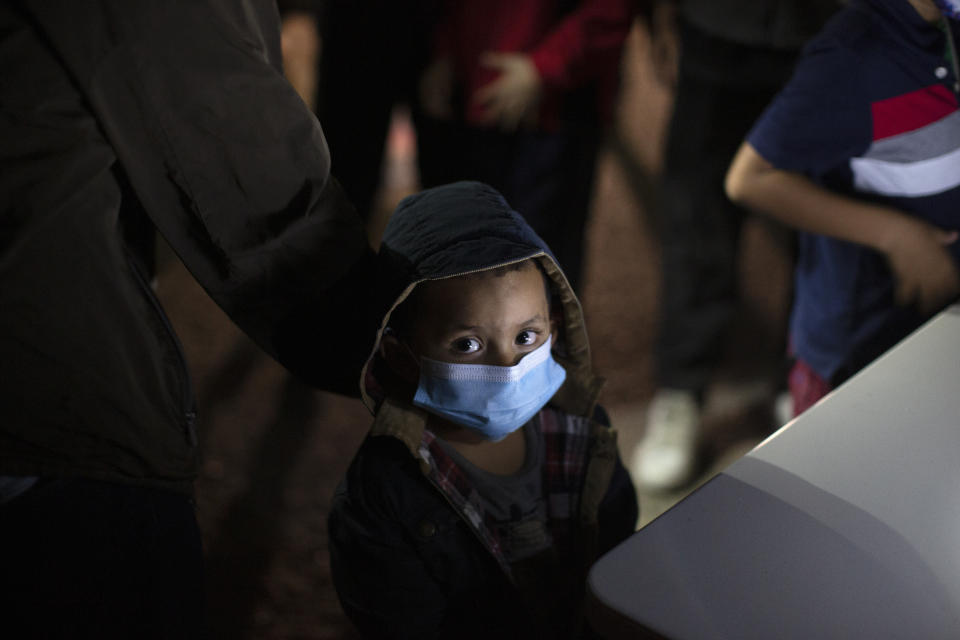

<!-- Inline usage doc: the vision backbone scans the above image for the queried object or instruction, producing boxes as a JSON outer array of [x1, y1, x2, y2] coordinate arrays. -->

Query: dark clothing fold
[[1, 0, 374, 491]]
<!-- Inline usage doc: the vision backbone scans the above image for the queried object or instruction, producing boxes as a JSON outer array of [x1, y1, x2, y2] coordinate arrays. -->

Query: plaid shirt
[[417, 405, 595, 578]]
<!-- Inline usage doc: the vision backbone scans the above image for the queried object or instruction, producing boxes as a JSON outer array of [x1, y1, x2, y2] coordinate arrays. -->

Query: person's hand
[[419, 57, 455, 120], [881, 216, 960, 314], [472, 52, 542, 131]]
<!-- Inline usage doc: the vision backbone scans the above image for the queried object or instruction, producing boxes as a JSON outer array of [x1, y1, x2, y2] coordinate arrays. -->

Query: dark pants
[[317, 0, 435, 220], [655, 22, 799, 394], [0, 477, 204, 639], [416, 115, 599, 294]]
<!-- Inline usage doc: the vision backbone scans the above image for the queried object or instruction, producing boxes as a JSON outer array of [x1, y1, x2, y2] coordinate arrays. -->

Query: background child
[[726, 0, 960, 415], [328, 181, 637, 638]]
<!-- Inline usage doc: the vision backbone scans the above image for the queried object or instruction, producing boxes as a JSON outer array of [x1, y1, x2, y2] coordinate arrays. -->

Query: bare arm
[[726, 141, 959, 314]]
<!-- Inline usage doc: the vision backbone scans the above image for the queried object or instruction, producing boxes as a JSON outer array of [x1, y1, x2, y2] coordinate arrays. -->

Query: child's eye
[[452, 337, 481, 353], [515, 330, 538, 346]]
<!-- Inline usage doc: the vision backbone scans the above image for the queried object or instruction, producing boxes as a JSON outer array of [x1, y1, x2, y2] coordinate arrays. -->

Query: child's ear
[[380, 332, 420, 384]]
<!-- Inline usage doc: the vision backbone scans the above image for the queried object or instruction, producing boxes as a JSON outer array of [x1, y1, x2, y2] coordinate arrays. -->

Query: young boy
[[328, 181, 638, 638], [726, 0, 960, 415]]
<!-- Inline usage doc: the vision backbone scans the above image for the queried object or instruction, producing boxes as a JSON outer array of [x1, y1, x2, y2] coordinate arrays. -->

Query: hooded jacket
[[0, 1, 375, 493], [328, 182, 637, 638]]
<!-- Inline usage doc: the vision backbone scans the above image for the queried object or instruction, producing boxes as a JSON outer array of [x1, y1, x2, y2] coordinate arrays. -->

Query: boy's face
[[406, 262, 553, 368]]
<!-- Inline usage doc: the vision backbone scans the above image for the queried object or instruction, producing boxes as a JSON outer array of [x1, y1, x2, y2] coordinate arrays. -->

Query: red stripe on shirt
[[872, 84, 958, 140]]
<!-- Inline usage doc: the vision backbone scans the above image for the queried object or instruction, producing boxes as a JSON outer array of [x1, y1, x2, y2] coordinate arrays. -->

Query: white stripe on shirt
[[851, 144, 960, 197]]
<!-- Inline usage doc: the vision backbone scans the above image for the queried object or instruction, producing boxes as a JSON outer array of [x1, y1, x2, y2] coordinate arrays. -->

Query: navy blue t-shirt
[[748, 0, 960, 383]]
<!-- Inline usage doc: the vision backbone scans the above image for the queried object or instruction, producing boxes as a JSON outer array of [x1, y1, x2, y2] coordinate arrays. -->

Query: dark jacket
[[328, 182, 638, 638], [0, 1, 375, 492], [679, 0, 840, 50]]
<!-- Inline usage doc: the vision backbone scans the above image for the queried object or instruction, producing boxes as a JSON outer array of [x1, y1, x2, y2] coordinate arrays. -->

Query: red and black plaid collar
[[417, 406, 594, 576]]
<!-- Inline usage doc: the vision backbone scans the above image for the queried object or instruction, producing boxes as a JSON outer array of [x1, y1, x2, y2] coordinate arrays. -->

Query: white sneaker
[[633, 389, 700, 491], [774, 391, 794, 427]]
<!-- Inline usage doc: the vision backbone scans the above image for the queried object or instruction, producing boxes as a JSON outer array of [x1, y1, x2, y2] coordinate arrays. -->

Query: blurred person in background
[[632, 0, 839, 492], [0, 1, 374, 637], [414, 0, 637, 294], [727, 0, 960, 418], [279, 1, 438, 223]]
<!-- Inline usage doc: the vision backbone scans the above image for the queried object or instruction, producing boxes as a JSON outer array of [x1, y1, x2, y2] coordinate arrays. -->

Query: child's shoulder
[[351, 431, 420, 478], [345, 433, 424, 494], [803, 2, 908, 66], [336, 432, 454, 527]]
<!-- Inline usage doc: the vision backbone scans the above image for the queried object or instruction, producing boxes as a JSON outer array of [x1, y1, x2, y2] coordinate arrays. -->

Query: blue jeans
[[0, 476, 204, 639]]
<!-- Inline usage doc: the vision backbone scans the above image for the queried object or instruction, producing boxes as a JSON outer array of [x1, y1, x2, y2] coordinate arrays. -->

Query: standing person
[[633, 0, 838, 492], [328, 182, 637, 638], [415, 0, 635, 293], [726, 0, 960, 417], [0, 1, 375, 637], [311, 0, 437, 222]]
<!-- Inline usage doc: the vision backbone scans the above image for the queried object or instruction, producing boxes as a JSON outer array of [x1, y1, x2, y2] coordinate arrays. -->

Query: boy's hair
[[387, 258, 554, 338]]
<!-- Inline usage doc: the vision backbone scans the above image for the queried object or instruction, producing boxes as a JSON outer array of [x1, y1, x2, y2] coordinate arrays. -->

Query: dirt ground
[[155, 22, 792, 640]]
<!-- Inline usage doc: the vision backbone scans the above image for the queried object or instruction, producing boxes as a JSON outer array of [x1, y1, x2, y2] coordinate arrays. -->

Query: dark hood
[[360, 181, 602, 417]]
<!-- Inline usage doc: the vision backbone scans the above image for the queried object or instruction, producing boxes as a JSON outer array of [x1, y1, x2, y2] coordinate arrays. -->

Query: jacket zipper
[[125, 252, 198, 446], [424, 472, 517, 581]]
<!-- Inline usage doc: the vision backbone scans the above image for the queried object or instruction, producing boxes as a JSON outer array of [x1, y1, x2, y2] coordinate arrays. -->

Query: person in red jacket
[[416, 0, 637, 293]]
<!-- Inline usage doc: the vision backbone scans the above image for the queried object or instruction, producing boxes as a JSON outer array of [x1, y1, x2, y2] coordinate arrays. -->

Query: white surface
[[589, 305, 960, 638], [738, 305, 960, 607]]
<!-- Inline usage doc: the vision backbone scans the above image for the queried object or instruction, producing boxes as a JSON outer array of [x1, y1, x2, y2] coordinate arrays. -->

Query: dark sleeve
[[747, 36, 872, 177], [328, 440, 449, 638], [19, 0, 376, 395], [597, 449, 638, 555], [592, 405, 639, 554]]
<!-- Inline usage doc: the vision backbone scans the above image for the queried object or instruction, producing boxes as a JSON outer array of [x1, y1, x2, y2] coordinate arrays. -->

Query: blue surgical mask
[[412, 336, 567, 441]]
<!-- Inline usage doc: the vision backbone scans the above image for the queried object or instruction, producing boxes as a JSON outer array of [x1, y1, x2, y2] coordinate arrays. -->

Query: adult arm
[[18, 0, 376, 394], [726, 143, 960, 314]]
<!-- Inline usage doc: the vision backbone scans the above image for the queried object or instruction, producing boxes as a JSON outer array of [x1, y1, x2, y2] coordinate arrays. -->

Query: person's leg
[[413, 113, 476, 190], [318, 1, 433, 221], [0, 477, 204, 639], [416, 117, 598, 293], [654, 76, 761, 396], [639, 25, 795, 490], [636, 61, 745, 491], [459, 125, 598, 294], [788, 358, 832, 417], [511, 126, 598, 294]]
